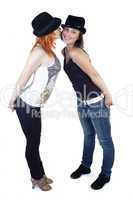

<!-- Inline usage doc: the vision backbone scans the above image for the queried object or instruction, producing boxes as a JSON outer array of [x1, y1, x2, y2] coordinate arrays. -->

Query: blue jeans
[[77, 98, 115, 177]]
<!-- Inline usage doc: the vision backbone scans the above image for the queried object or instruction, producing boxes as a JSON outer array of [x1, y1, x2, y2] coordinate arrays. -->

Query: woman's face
[[53, 27, 61, 39], [62, 27, 80, 46]]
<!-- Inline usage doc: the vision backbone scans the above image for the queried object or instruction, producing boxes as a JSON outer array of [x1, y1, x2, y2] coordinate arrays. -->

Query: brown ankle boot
[[31, 177, 52, 191], [43, 175, 53, 184]]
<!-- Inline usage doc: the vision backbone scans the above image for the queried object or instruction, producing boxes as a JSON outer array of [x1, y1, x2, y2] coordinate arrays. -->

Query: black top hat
[[61, 15, 86, 34], [31, 12, 61, 37]]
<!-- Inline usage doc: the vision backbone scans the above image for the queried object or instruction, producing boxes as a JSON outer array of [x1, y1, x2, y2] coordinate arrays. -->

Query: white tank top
[[19, 54, 61, 107]]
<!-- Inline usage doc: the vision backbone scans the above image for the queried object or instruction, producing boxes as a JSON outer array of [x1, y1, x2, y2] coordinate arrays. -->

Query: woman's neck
[[66, 44, 74, 51]]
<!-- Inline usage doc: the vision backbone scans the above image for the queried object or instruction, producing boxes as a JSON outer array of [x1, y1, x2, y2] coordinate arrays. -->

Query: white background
[[0, 0, 133, 199]]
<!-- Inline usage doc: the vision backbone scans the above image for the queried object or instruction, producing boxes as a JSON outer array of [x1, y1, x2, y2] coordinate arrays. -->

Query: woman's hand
[[8, 99, 16, 112], [104, 93, 113, 108]]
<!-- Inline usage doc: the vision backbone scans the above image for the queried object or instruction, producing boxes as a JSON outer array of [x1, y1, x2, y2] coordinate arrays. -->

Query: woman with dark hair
[[8, 12, 61, 191], [61, 15, 115, 190]]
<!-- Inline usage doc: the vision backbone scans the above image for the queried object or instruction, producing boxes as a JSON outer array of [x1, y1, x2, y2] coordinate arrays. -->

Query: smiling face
[[62, 27, 80, 46]]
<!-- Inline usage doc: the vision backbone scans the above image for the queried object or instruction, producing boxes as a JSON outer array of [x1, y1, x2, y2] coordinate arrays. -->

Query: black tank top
[[63, 49, 102, 100]]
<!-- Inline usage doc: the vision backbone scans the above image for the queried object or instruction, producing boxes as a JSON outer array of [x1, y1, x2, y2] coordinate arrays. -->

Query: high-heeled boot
[[31, 177, 52, 191]]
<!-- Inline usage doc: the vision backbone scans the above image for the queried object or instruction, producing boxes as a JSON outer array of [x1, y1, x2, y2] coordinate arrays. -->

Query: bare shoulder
[[69, 48, 90, 62], [32, 45, 46, 56], [29, 46, 45, 61], [33, 45, 55, 64]]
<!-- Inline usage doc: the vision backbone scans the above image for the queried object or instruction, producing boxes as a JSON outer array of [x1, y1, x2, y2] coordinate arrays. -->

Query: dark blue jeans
[[15, 97, 45, 179], [77, 98, 115, 177]]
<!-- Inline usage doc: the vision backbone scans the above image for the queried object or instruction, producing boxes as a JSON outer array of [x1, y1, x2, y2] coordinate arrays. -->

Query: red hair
[[31, 32, 56, 57]]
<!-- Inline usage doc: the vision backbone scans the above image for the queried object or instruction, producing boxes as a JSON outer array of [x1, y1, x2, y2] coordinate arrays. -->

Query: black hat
[[32, 12, 61, 37], [61, 15, 86, 34]]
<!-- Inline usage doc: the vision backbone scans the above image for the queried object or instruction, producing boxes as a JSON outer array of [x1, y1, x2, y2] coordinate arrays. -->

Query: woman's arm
[[9, 47, 44, 111], [69, 48, 113, 107]]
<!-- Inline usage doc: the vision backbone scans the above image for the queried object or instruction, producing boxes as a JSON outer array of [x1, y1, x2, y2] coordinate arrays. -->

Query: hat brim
[[34, 18, 61, 37], [61, 24, 86, 34]]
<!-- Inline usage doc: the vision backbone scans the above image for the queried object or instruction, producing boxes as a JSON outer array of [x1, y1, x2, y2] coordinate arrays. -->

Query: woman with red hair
[[9, 12, 61, 191]]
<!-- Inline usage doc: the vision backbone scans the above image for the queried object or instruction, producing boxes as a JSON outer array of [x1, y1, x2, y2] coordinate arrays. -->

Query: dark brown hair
[[74, 32, 84, 48]]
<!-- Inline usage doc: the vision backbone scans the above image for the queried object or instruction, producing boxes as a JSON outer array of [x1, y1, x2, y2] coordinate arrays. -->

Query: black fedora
[[32, 12, 61, 37], [61, 15, 86, 34]]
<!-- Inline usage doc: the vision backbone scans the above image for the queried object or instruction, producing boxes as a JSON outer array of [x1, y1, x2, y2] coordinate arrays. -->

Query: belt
[[79, 93, 104, 105]]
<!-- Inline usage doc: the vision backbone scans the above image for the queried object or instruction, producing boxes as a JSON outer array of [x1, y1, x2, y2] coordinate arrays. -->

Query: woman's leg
[[15, 97, 45, 179], [89, 99, 115, 178], [77, 104, 96, 168]]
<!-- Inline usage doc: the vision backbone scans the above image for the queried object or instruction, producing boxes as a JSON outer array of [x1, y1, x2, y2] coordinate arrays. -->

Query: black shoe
[[70, 164, 91, 179], [91, 174, 110, 190]]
